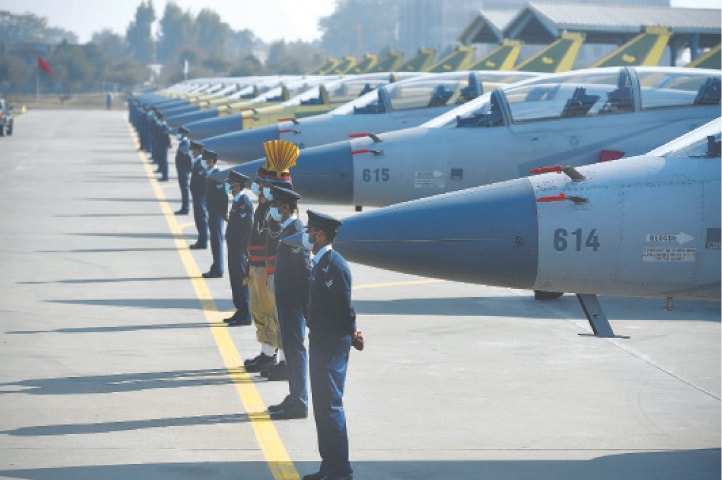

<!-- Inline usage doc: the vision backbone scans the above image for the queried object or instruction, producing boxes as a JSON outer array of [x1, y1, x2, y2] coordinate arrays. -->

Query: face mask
[[224, 183, 232, 195], [263, 187, 273, 201], [200, 159, 208, 169], [301, 232, 314, 251], [269, 206, 282, 222], [251, 182, 260, 196]]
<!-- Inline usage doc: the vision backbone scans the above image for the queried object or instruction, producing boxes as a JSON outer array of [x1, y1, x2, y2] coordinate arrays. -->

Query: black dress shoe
[[189, 243, 207, 250], [244, 354, 276, 373], [174, 209, 189, 215], [302, 473, 326, 480], [202, 271, 223, 278], [270, 407, 307, 420], [264, 362, 289, 381], [227, 317, 252, 326], [268, 396, 292, 413]]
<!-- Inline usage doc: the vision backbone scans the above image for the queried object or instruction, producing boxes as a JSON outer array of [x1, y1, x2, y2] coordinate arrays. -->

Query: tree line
[[0, 0, 404, 96]]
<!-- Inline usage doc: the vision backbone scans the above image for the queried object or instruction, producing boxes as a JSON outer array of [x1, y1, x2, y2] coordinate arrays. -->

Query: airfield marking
[[130, 128, 300, 480]]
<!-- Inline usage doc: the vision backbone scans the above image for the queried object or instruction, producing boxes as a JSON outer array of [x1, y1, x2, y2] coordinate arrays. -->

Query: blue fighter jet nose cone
[[334, 177, 540, 289]]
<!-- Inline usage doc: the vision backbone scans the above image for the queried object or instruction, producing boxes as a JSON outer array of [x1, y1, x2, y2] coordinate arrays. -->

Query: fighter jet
[[164, 75, 314, 127], [231, 67, 720, 210], [182, 72, 417, 140], [330, 118, 721, 338], [170, 75, 340, 133], [203, 71, 538, 163]]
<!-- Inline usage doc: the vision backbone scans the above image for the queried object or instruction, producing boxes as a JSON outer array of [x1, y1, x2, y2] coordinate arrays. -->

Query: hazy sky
[[0, 0, 717, 45], [0, 0, 337, 43]]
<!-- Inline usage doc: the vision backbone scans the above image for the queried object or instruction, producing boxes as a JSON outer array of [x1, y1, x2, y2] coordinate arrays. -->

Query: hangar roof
[[460, 2, 721, 48]]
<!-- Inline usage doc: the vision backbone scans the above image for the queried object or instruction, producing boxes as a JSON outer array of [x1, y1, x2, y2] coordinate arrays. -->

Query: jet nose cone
[[226, 141, 354, 204], [335, 178, 539, 289], [184, 113, 244, 141], [292, 142, 354, 204], [202, 124, 279, 164], [171, 109, 219, 130]]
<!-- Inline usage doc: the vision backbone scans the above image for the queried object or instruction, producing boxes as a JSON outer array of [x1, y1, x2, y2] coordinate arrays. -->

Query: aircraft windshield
[[426, 69, 634, 127], [637, 70, 721, 109], [339, 72, 535, 117]]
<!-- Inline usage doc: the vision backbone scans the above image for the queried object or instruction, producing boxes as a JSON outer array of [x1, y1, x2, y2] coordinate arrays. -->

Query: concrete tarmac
[[0, 109, 719, 480]]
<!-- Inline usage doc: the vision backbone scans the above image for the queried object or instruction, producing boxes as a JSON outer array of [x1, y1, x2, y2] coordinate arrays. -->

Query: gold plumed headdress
[[263, 140, 299, 175]]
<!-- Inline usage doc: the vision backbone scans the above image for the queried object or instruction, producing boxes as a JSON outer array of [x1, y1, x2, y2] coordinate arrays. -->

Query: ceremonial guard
[[244, 140, 298, 376], [302, 210, 364, 480], [203, 149, 226, 278], [224, 171, 253, 326], [267, 186, 311, 418], [189, 140, 208, 250], [174, 126, 192, 215]]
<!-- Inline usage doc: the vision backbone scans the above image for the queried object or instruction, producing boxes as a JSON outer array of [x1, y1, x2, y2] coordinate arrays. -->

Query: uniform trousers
[[176, 169, 190, 211], [278, 304, 308, 409], [228, 252, 250, 321], [309, 333, 352, 477], [248, 265, 281, 348], [192, 198, 208, 247], [208, 213, 225, 275]]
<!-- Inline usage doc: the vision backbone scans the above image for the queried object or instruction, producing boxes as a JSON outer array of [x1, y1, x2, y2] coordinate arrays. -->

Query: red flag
[[38, 56, 52, 74]]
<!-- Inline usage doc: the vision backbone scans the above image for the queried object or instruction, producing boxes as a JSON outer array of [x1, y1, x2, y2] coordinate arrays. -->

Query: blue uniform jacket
[[275, 218, 311, 308], [175, 138, 192, 172], [205, 174, 228, 219], [225, 193, 253, 257], [308, 249, 356, 340], [190, 157, 207, 197]]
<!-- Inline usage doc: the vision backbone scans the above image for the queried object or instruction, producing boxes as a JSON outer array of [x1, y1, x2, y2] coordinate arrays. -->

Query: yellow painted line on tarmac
[[129, 128, 300, 480]]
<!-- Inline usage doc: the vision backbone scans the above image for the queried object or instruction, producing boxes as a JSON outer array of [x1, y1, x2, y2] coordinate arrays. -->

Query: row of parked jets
[[130, 60, 720, 338]]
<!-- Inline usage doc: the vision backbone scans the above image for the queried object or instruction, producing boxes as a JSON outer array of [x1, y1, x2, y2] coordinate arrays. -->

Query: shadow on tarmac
[[0, 368, 249, 396], [6, 321, 212, 335], [36, 247, 184, 253], [352, 296, 722, 322], [0, 449, 719, 479], [18, 276, 195, 285]]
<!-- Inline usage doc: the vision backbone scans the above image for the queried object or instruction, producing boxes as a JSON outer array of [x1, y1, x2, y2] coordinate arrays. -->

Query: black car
[[0, 98, 14, 136]]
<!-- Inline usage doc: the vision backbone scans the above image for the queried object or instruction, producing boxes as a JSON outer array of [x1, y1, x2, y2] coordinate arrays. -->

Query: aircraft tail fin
[[589, 26, 671, 68], [310, 58, 340, 75], [348, 54, 379, 74], [333, 55, 358, 74], [427, 45, 476, 73], [469, 39, 522, 71], [397, 48, 437, 72], [513, 31, 584, 73], [372, 50, 405, 72]]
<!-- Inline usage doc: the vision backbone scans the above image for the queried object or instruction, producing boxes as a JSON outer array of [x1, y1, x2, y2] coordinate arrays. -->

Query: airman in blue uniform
[[267, 186, 311, 418], [224, 171, 253, 325], [189, 141, 208, 250], [302, 210, 364, 480], [202, 149, 226, 278], [174, 126, 192, 215]]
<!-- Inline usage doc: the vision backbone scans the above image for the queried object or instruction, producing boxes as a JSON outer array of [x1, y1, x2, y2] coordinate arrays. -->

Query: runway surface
[[0, 109, 719, 480]]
